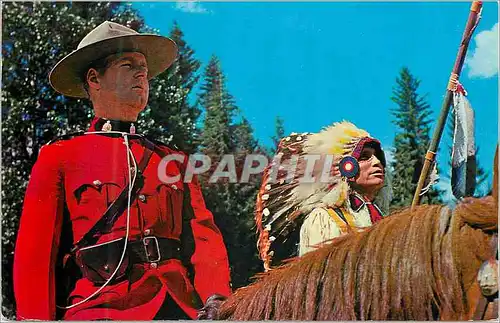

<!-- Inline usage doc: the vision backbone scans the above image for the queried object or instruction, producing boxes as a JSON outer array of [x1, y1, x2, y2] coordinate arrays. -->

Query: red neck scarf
[[349, 193, 384, 224]]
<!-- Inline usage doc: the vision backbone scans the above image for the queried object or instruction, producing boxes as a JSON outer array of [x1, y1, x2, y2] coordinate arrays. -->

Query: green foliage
[[138, 21, 202, 154], [389, 67, 441, 209], [197, 56, 263, 287], [198, 56, 237, 157], [270, 116, 285, 153], [232, 117, 259, 154]]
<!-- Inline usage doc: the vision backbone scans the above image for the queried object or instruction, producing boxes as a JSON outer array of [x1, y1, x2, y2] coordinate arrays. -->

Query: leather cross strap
[[327, 208, 356, 234], [71, 137, 155, 252]]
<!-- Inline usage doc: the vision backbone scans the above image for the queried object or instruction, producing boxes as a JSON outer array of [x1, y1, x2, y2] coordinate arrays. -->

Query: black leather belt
[[128, 237, 181, 263]]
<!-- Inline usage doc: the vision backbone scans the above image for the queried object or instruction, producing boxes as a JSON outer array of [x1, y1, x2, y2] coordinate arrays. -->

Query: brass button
[[144, 229, 151, 236], [171, 184, 178, 190], [93, 180, 102, 187], [150, 262, 158, 269], [138, 194, 146, 202]]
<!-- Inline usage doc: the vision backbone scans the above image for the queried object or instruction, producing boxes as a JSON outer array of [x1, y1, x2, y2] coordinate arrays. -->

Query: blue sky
[[131, 1, 498, 200]]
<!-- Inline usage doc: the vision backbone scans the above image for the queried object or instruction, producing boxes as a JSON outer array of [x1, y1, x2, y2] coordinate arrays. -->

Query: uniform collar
[[89, 117, 137, 134]]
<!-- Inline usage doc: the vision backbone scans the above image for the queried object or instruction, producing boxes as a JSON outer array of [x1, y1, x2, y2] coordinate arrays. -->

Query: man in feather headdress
[[255, 121, 392, 271]]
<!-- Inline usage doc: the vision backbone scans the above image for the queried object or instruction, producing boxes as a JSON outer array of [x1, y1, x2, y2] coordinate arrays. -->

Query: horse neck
[[452, 198, 497, 293], [457, 226, 494, 287], [433, 209, 494, 321]]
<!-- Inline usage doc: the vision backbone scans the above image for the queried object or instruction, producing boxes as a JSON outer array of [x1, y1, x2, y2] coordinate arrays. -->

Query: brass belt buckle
[[143, 236, 161, 263]]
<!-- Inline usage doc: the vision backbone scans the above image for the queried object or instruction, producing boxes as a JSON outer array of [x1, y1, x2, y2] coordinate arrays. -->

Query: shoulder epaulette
[[45, 131, 86, 145]]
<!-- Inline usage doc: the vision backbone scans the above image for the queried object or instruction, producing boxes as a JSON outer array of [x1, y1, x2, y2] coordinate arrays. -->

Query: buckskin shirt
[[14, 117, 231, 320]]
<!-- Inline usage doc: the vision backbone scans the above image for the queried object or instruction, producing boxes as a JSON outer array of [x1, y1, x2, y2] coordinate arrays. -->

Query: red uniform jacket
[[14, 118, 232, 320]]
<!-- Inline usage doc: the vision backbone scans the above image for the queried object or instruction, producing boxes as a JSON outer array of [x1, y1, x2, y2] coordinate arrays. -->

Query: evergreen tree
[[138, 22, 201, 153], [270, 116, 285, 152], [197, 56, 262, 288], [390, 67, 441, 208], [1, 3, 152, 317], [232, 117, 258, 154], [231, 117, 268, 282], [198, 55, 236, 158]]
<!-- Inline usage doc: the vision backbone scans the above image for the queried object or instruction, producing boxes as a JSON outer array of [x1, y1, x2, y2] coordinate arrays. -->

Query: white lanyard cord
[[57, 133, 137, 309]]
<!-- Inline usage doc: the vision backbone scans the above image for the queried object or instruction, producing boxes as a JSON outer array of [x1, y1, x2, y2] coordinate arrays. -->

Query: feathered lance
[[411, 1, 483, 208]]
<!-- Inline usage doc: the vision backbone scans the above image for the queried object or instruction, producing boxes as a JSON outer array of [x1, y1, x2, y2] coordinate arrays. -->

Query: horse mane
[[218, 197, 497, 320]]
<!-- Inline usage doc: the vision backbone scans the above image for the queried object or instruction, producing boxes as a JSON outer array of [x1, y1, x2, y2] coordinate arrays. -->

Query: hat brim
[[49, 34, 177, 98]]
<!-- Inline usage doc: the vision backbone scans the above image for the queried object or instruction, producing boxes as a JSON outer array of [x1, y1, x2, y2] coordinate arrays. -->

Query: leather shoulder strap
[[327, 208, 356, 235], [72, 138, 155, 251]]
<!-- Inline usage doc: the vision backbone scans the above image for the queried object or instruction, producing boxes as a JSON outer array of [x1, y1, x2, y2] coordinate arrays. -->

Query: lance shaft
[[411, 1, 483, 208]]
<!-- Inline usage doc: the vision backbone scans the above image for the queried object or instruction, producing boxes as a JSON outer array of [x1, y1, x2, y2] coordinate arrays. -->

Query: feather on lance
[[451, 87, 476, 199]]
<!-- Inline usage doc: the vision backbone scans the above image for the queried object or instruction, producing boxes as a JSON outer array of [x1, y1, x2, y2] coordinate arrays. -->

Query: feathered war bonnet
[[255, 121, 386, 271]]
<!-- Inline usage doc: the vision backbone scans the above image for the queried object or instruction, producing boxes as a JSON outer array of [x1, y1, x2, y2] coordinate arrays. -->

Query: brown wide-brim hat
[[49, 21, 177, 98]]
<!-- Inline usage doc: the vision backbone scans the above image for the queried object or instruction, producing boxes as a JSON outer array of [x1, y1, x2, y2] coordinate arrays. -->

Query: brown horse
[[217, 194, 497, 320]]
